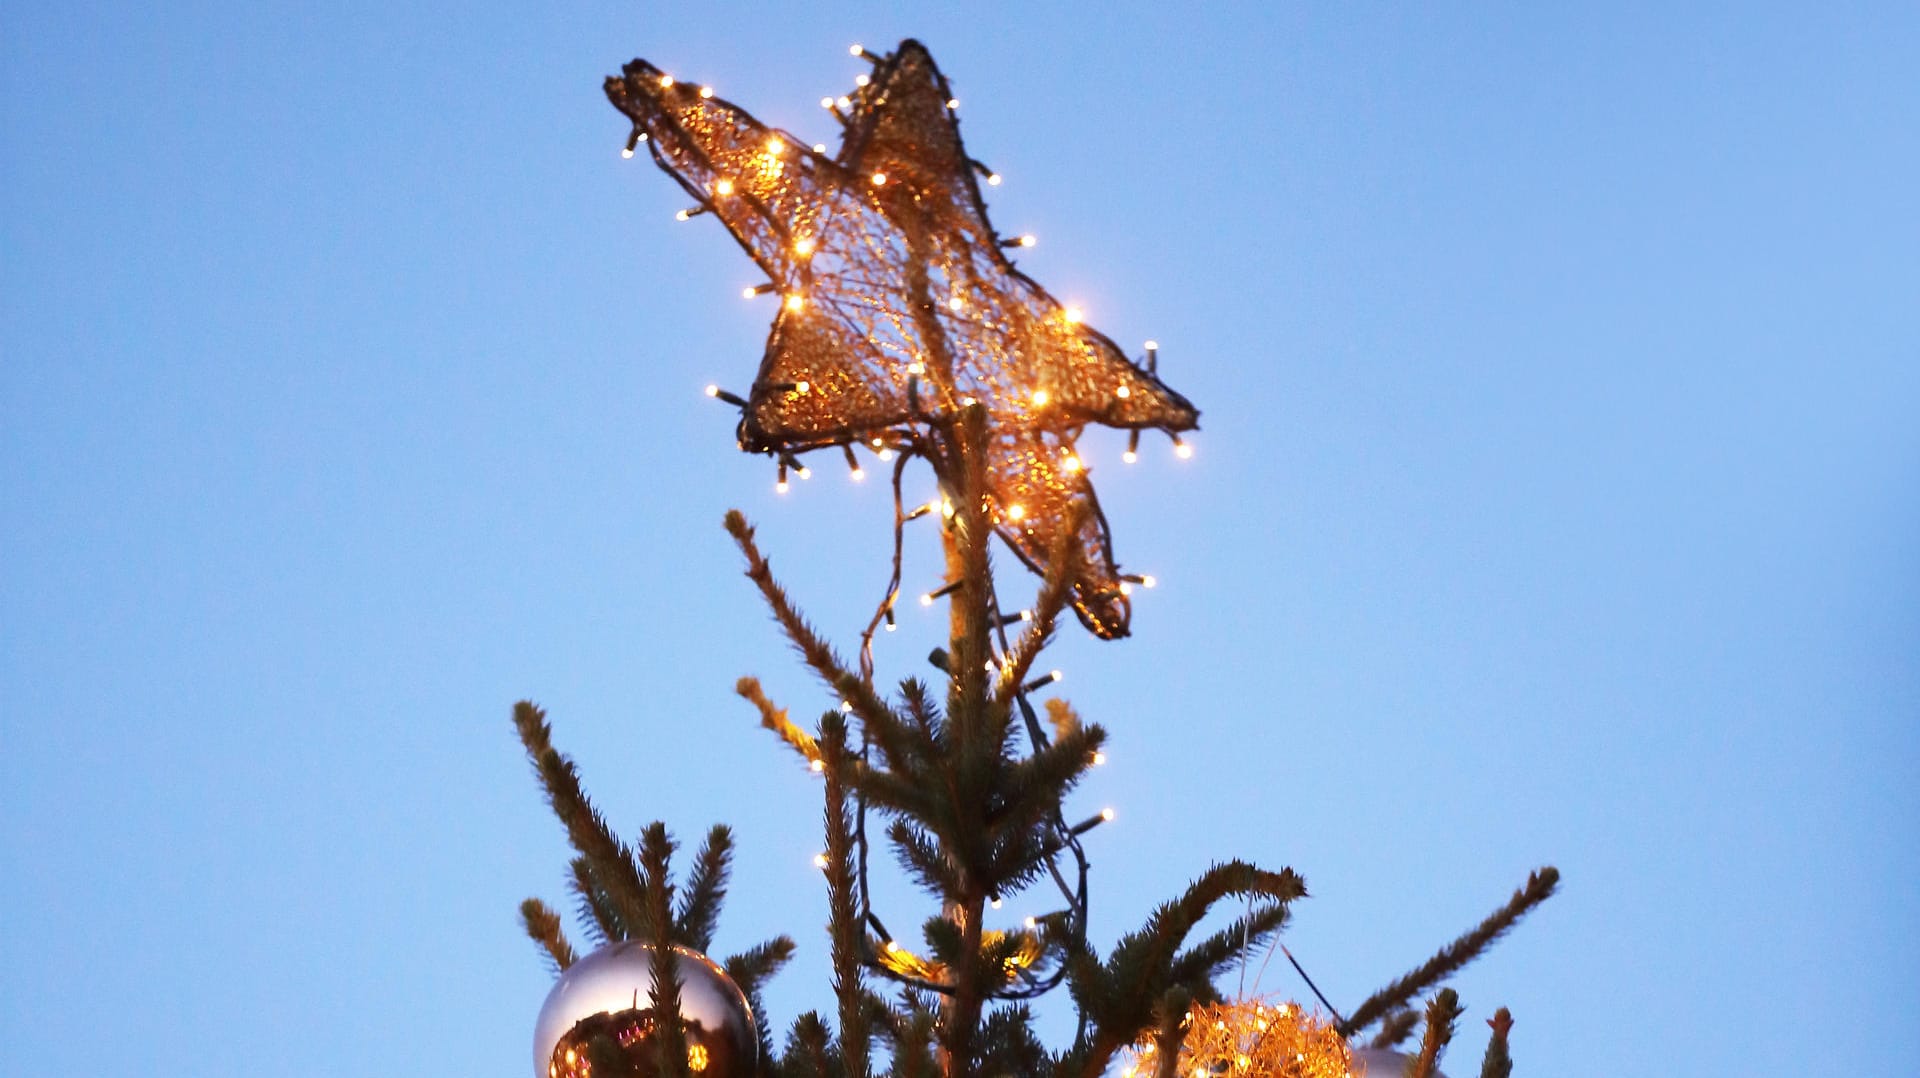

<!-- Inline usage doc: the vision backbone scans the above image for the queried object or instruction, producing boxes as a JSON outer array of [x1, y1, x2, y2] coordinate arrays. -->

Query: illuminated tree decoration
[[1126, 1000, 1351, 1078], [605, 40, 1199, 638]]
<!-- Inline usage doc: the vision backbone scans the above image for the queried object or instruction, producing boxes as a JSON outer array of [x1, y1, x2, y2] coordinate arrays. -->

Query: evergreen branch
[[677, 825, 734, 952], [1479, 1008, 1514, 1078], [519, 897, 577, 975], [727, 937, 798, 1073], [1149, 987, 1191, 1078], [987, 723, 1106, 840], [899, 678, 949, 757], [724, 511, 908, 736], [513, 702, 649, 936], [1408, 989, 1462, 1078], [822, 715, 872, 1078], [570, 855, 623, 944], [1164, 900, 1292, 992], [736, 677, 822, 765], [1340, 867, 1558, 1037], [1367, 1009, 1421, 1050], [782, 1013, 835, 1078], [639, 823, 690, 1078], [978, 1004, 1048, 1078], [993, 509, 1084, 710], [889, 819, 964, 899]]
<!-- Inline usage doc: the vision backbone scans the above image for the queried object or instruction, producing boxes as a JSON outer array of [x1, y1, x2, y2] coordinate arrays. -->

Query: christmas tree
[[515, 40, 1555, 1078]]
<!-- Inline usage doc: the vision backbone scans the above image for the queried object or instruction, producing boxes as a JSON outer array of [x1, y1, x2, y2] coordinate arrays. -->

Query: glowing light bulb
[[699, 85, 714, 99], [855, 74, 870, 87], [1144, 339, 1159, 351], [714, 178, 735, 196], [810, 759, 825, 773], [742, 286, 759, 299], [990, 896, 1002, 909], [1019, 609, 1033, 621], [1123, 449, 1138, 464], [1017, 233, 1035, 246], [1141, 575, 1157, 588], [839, 699, 853, 713], [1006, 504, 1026, 521], [1024, 916, 1038, 929], [948, 296, 965, 311], [813, 853, 830, 869], [1101, 808, 1114, 821], [1119, 582, 1133, 596], [812, 142, 827, 153], [920, 593, 936, 607], [849, 43, 864, 56], [851, 466, 865, 481], [776, 478, 789, 493], [988, 173, 1003, 186], [871, 171, 887, 185], [1062, 454, 1082, 473], [658, 75, 674, 88], [941, 497, 955, 518], [795, 464, 811, 479], [946, 98, 960, 109], [907, 361, 926, 375], [1032, 388, 1050, 406], [794, 237, 816, 256], [1092, 751, 1107, 766], [621, 146, 635, 159], [1175, 441, 1194, 459], [794, 380, 811, 393], [705, 384, 720, 397], [765, 136, 784, 153], [961, 395, 977, 406], [784, 294, 805, 312], [837, 95, 852, 109], [821, 96, 835, 108], [877, 447, 895, 462], [885, 619, 897, 632], [1064, 307, 1083, 324], [1116, 385, 1132, 399], [675, 209, 693, 221], [1051, 669, 1064, 683]]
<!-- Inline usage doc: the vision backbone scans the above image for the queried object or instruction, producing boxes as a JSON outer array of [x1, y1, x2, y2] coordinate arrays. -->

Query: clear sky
[[4, 4, 1916, 1075]]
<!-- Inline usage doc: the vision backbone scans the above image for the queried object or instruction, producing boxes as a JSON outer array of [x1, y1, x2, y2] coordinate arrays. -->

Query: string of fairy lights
[[611, 39, 1202, 1008]]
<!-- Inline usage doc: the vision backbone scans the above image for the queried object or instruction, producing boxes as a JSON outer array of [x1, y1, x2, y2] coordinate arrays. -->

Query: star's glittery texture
[[605, 41, 1198, 638], [1124, 1000, 1353, 1078]]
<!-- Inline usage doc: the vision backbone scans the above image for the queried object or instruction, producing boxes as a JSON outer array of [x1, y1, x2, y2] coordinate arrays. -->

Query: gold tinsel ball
[[1124, 999, 1351, 1078], [532, 941, 756, 1078], [1346, 1047, 1447, 1078]]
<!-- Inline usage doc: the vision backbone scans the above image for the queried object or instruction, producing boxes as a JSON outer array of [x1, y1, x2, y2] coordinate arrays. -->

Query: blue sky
[[3, 4, 1916, 1075]]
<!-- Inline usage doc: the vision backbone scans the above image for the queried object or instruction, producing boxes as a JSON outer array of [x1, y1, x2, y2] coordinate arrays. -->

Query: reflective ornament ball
[[533, 941, 756, 1078], [1345, 1047, 1447, 1078]]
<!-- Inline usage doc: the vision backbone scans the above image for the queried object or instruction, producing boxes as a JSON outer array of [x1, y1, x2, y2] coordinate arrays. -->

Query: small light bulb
[[776, 479, 789, 494], [1101, 807, 1114, 821], [1119, 582, 1133, 596], [1032, 388, 1050, 406], [1175, 441, 1194, 459], [946, 98, 960, 109], [990, 896, 1002, 909], [812, 142, 828, 153], [1019, 609, 1033, 621], [1092, 751, 1107, 766], [699, 85, 714, 99], [1064, 307, 1083, 324], [961, 395, 977, 406], [1122, 449, 1138, 464], [920, 593, 936, 606], [742, 286, 759, 299], [877, 447, 895, 462], [941, 497, 954, 518], [1116, 385, 1131, 399], [810, 759, 825, 773], [659, 75, 674, 88], [871, 171, 887, 185], [855, 74, 870, 87], [907, 361, 926, 375], [839, 699, 853, 713], [621, 146, 635, 159], [850, 43, 864, 56], [765, 136, 783, 153], [714, 178, 734, 196], [1018, 233, 1035, 246], [1062, 454, 1082, 473], [705, 384, 719, 397], [813, 852, 830, 869], [884, 939, 900, 954], [1144, 339, 1159, 351], [1006, 504, 1026, 521], [948, 296, 964, 311], [1024, 916, 1038, 929], [784, 294, 805, 312], [885, 619, 897, 632], [675, 209, 693, 221], [837, 95, 852, 109], [821, 96, 836, 109], [988, 173, 1003, 186], [851, 466, 865, 481], [795, 464, 811, 479], [1051, 669, 1064, 683], [1141, 575, 1157, 588], [794, 237, 815, 256], [794, 380, 811, 393]]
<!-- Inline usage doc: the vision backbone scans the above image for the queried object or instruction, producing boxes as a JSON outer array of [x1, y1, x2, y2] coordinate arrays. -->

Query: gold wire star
[[606, 40, 1198, 638]]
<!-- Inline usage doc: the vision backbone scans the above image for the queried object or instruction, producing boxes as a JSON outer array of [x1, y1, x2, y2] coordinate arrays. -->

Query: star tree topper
[[606, 40, 1198, 638]]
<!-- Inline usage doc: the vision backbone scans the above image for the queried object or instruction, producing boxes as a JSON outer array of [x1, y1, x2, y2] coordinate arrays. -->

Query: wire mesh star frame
[[606, 39, 1198, 638]]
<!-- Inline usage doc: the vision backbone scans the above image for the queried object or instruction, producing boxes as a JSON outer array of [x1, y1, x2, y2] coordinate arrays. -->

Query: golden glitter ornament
[[1124, 1000, 1351, 1078], [606, 40, 1198, 638]]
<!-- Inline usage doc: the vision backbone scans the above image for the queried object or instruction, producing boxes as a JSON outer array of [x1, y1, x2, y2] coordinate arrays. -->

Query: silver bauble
[[533, 941, 756, 1078], [1346, 1046, 1448, 1078]]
